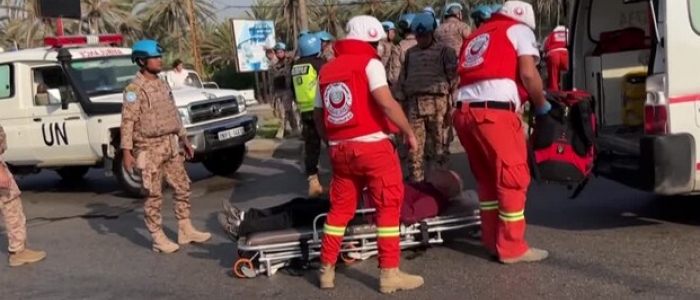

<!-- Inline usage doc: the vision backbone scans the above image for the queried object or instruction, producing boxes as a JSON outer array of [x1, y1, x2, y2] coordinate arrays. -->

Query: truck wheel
[[114, 150, 146, 198], [202, 145, 246, 177], [55, 166, 89, 181]]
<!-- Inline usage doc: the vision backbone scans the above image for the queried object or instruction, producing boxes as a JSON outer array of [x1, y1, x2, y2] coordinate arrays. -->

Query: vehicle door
[[28, 64, 93, 164]]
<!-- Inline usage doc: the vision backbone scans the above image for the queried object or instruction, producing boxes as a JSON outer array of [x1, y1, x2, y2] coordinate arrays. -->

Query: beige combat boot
[[308, 174, 324, 197], [318, 264, 336, 289], [379, 268, 425, 294], [151, 230, 180, 253], [500, 248, 549, 264], [9, 248, 46, 267], [177, 219, 212, 245]]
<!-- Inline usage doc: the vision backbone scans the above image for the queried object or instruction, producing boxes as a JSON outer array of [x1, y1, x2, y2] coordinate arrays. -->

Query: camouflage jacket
[[0, 124, 6, 157], [269, 57, 293, 92], [378, 40, 394, 67], [434, 18, 472, 57], [387, 36, 418, 86], [397, 41, 458, 99], [121, 71, 185, 150]]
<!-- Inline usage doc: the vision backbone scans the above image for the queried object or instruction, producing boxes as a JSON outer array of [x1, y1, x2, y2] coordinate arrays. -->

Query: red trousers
[[320, 139, 404, 268], [546, 50, 569, 91], [452, 103, 530, 259]]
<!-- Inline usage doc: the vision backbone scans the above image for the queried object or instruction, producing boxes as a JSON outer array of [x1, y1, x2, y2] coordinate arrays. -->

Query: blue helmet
[[411, 12, 438, 34], [315, 30, 334, 42], [490, 4, 503, 13], [273, 42, 287, 51], [444, 3, 463, 17], [398, 13, 416, 32], [298, 33, 322, 57], [131, 39, 163, 63], [471, 5, 493, 22], [298, 29, 311, 38], [381, 21, 395, 31]]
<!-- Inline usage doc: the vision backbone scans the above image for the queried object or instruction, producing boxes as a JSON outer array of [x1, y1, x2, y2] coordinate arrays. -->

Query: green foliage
[[210, 65, 256, 90]]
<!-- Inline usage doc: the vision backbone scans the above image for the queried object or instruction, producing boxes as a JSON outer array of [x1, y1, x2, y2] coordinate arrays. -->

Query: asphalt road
[[2, 142, 700, 300]]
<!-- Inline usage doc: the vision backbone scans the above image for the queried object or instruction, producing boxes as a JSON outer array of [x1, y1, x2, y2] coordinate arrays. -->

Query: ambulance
[[567, 0, 700, 195], [0, 34, 258, 197]]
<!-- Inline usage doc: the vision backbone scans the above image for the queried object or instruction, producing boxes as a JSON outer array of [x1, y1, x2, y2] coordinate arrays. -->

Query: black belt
[[456, 101, 515, 111]]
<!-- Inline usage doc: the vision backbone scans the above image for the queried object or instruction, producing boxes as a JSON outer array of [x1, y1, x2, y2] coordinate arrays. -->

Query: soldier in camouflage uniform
[[378, 21, 396, 67], [435, 2, 472, 154], [270, 42, 300, 136], [316, 31, 336, 62], [396, 13, 459, 182], [121, 39, 211, 254], [435, 2, 472, 56], [388, 13, 418, 87], [0, 125, 46, 267]]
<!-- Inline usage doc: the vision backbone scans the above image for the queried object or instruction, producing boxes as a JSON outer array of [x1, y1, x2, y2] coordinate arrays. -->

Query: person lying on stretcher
[[218, 169, 474, 240]]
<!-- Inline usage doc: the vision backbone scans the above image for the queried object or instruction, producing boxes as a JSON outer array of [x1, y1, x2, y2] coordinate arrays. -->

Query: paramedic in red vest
[[454, 0, 550, 264], [313, 15, 422, 294], [542, 25, 569, 91]]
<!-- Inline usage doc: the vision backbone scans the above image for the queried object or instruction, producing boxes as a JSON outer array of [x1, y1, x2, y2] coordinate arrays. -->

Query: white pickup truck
[[0, 34, 258, 197]]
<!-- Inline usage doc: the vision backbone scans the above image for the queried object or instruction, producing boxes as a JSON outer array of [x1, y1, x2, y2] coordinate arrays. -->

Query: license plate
[[217, 127, 245, 141]]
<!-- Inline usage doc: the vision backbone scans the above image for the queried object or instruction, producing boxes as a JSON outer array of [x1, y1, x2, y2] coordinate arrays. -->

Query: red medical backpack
[[527, 90, 597, 198]]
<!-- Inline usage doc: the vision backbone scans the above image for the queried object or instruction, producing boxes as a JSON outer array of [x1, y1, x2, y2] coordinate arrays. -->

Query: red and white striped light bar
[[44, 34, 124, 48]]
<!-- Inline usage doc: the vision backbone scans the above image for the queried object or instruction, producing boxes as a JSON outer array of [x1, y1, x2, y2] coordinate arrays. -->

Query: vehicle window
[[0, 64, 13, 99], [689, 0, 700, 34], [32, 66, 76, 105], [588, 0, 650, 42], [186, 72, 203, 88], [70, 56, 139, 98]]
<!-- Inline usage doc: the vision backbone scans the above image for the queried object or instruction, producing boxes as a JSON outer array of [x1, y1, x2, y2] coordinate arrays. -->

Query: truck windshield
[[70, 55, 139, 97]]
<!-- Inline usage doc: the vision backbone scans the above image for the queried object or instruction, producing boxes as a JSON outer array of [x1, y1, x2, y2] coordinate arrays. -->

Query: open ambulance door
[[568, 0, 698, 195]]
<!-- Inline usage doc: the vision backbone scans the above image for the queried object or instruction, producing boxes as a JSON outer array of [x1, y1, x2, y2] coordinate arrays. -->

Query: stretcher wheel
[[233, 258, 254, 279], [340, 244, 357, 264]]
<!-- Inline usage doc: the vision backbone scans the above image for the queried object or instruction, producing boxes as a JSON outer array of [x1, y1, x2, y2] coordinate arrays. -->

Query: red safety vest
[[458, 14, 529, 101], [544, 29, 567, 53], [319, 39, 398, 141]]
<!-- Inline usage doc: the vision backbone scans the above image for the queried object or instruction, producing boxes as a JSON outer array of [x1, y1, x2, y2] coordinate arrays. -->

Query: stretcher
[[232, 202, 481, 279]]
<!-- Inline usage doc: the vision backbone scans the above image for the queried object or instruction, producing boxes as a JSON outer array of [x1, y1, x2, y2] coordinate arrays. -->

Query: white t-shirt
[[456, 24, 540, 108], [314, 59, 390, 144], [166, 70, 189, 88]]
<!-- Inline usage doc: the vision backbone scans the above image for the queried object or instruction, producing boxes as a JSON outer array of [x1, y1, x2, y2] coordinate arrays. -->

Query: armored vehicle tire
[[202, 145, 246, 177], [55, 166, 90, 181], [114, 150, 147, 198]]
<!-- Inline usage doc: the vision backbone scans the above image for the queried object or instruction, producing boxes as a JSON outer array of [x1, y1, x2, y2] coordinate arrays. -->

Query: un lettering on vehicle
[[77, 48, 125, 58]]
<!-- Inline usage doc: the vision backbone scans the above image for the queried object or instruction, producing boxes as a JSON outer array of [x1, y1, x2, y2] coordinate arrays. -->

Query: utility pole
[[297, 0, 309, 32], [185, 0, 204, 77]]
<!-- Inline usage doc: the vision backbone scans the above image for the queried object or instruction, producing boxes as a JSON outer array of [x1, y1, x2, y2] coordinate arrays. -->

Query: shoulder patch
[[125, 91, 137, 103], [124, 84, 138, 93]]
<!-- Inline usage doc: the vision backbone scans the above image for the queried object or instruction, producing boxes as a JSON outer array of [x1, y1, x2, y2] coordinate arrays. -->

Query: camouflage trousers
[[274, 91, 299, 133], [0, 163, 26, 253], [301, 111, 321, 176], [136, 140, 192, 233], [406, 94, 452, 182]]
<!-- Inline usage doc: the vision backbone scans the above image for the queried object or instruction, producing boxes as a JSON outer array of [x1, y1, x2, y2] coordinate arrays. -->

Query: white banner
[[231, 19, 276, 73]]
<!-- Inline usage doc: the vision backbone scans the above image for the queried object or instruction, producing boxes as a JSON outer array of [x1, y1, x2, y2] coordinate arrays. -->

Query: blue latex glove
[[533, 101, 552, 116]]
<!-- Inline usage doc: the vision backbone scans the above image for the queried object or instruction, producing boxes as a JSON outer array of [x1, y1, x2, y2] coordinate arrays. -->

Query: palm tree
[[200, 20, 237, 66], [80, 0, 134, 34], [136, 0, 215, 55], [314, 0, 349, 38]]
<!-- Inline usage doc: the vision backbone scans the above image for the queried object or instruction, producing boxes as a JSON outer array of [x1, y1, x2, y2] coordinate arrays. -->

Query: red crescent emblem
[[514, 7, 524, 15], [330, 98, 345, 109], [368, 28, 378, 38]]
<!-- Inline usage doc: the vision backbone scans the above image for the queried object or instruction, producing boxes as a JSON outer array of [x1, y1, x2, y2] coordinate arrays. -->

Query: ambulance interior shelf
[[582, 27, 650, 140]]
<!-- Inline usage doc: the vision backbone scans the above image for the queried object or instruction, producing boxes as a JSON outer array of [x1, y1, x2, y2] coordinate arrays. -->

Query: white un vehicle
[[0, 34, 258, 197]]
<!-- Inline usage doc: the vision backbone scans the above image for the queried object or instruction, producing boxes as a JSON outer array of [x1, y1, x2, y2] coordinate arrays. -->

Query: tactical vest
[[403, 43, 451, 95], [291, 63, 318, 113], [270, 59, 292, 91], [130, 79, 182, 138]]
